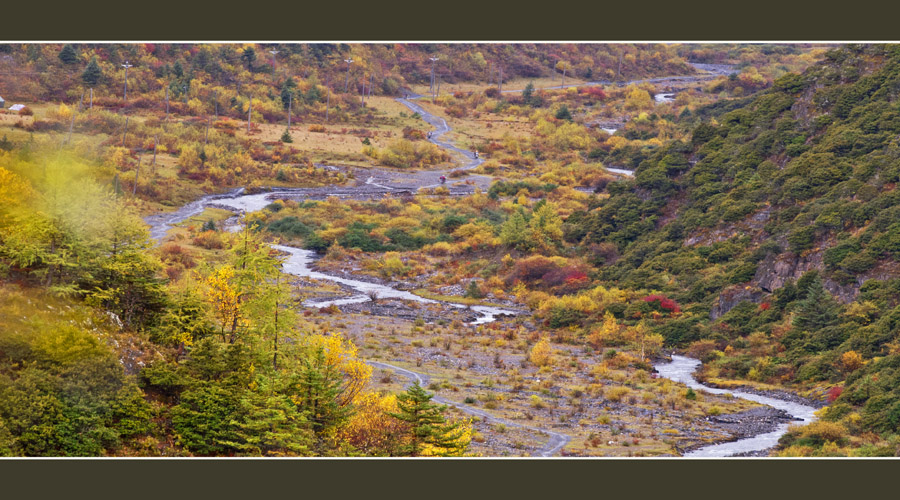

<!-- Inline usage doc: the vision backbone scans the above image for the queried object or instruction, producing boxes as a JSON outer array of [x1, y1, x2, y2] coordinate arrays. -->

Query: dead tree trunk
[[247, 97, 252, 134], [133, 154, 141, 196], [151, 135, 158, 178]]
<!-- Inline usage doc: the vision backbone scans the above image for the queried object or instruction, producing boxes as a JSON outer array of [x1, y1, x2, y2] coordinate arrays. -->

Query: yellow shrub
[[529, 338, 553, 367], [606, 386, 631, 402]]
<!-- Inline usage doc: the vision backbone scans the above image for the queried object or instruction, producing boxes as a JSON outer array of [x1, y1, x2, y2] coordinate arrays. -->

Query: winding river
[[145, 66, 820, 456], [655, 355, 819, 457]]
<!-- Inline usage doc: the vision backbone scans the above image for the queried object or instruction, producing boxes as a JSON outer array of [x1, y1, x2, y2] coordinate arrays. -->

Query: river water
[[654, 355, 819, 457], [272, 243, 516, 324]]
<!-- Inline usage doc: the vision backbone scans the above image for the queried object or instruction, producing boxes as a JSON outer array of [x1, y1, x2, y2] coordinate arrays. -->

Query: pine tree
[[793, 275, 839, 331], [58, 44, 78, 64], [389, 382, 469, 457], [81, 56, 102, 86], [294, 348, 353, 435], [465, 280, 483, 299], [241, 46, 257, 70], [281, 77, 297, 110], [522, 82, 535, 106]]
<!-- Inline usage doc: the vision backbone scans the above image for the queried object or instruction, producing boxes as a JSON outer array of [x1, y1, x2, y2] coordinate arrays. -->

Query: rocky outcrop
[[712, 250, 900, 319], [710, 285, 767, 319]]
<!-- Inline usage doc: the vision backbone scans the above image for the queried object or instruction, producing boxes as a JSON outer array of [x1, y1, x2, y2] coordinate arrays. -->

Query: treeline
[[0, 43, 694, 105]]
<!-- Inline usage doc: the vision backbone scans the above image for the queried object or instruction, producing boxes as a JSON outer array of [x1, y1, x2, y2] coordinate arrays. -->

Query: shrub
[[192, 230, 224, 249], [529, 338, 553, 367], [606, 386, 631, 402], [159, 243, 197, 269]]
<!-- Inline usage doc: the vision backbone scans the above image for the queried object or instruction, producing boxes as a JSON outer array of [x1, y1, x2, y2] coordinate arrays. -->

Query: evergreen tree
[[172, 60, 184, 79], [281, 77, 297, 110], [522, 81, 535, 106], [389, 382, 469, 457], [500, 209, 529, 250], [58, 44, 78, 64], [241, 47, 257, 70], [465, 280, 483, 299], [293, 348, 353, 435], [793, 275, 839, 331], [81, 56, 102, 86], [555, 105, 572, 121]]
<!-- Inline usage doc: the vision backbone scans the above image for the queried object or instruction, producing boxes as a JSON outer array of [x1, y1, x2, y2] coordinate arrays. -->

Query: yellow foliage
[[421, 418, 472, 457], [205, 265, 240, 336], [53, 103, 73, 122], [0, 166, 33, 218], [337, 392, 406, 455], [606, 386, 631, 402], [302, 333, 372, 405], [840, 350, 863, 373], [587, 311, 622, 349], [529, 338, 553, 367]]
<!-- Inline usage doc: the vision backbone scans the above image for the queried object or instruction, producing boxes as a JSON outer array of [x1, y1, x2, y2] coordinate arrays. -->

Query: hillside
[[567, 44, 900, 455]]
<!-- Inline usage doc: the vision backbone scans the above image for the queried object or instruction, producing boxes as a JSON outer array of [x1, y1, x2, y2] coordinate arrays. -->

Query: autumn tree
[[205, 265, 241, 343], [500, 209, 530, 250], [529, 337, 553, 367], [337, 392, 407, 456], [528, 201, 563, 251], [587, 311, 621, 349], [389, 382, 470, 457], [624, 87, 652, 110], [289, 333, 371, 439], [840, 350, 863, 374]]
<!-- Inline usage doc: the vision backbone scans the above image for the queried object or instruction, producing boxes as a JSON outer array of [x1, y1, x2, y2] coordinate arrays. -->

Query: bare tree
[[344, 58, 353, 92], [133, 154, 142, 196]]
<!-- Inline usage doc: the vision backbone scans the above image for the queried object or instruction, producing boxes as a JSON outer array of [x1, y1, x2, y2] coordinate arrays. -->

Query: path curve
[[369, 361, 571, 457]]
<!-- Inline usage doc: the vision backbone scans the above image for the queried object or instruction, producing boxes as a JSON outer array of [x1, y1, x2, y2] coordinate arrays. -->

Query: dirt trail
[[499, 62, 735, 93]]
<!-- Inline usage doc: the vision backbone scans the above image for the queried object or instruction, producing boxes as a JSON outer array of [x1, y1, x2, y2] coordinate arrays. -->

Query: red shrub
[[827, 386, 843, 403], [759, 302, 771, 311], [579, 86, 608, 100], [643, 294, 681, 314]]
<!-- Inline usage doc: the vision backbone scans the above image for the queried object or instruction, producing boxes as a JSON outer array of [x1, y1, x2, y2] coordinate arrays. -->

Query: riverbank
[[655, 355, 822, 457]]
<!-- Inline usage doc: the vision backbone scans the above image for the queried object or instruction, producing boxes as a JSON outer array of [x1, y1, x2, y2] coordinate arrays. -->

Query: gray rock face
[[712, 249, 900, 319], [710, 286, 766, 320]]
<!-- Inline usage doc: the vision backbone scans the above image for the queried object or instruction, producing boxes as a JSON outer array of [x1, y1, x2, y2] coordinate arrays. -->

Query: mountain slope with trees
[[563, 44, 900, 455]]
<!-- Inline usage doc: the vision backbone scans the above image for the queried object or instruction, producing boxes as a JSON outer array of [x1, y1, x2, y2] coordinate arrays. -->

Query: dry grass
[[409, 76, 589, 96], [327, 311, 761, 457]]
